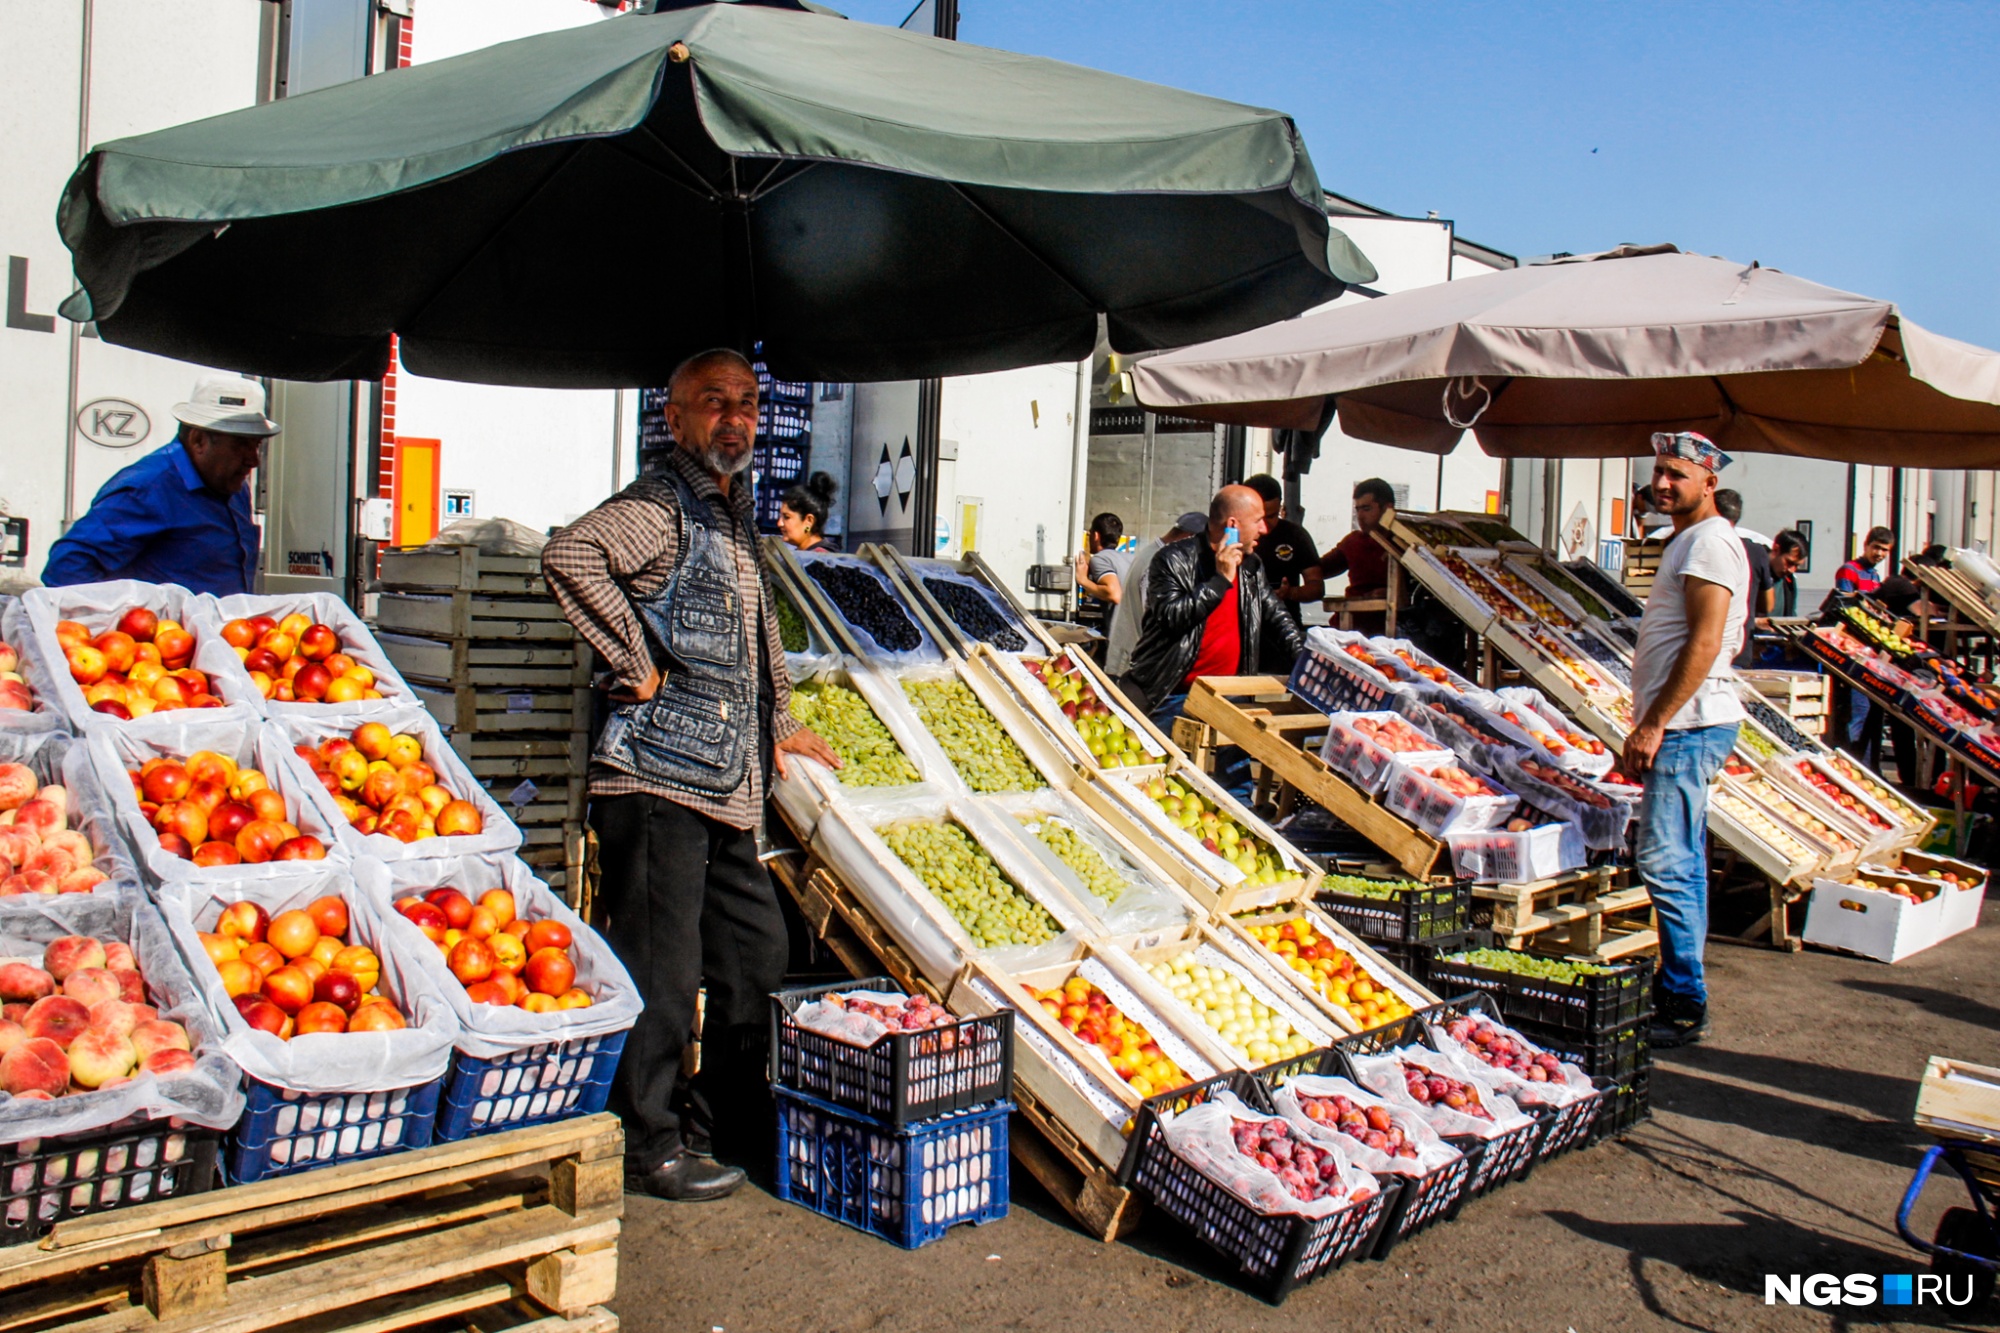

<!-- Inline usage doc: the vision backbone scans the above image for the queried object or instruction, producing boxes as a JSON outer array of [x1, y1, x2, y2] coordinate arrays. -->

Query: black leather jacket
[[1122, 536, 1303, 711]]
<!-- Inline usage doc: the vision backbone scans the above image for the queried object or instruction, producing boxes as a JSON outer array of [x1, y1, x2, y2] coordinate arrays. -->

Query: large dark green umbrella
[[57, 0, 1371, 386]]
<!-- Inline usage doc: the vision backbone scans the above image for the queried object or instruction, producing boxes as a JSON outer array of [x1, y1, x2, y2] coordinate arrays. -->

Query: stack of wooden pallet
[[1739, 669, 1830, 737], [1620, 538, 1666, 600], [371, 546, 590, 898]]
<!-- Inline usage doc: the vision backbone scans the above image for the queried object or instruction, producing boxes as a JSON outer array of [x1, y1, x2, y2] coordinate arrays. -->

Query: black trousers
[[589, 793, 788, 1168]]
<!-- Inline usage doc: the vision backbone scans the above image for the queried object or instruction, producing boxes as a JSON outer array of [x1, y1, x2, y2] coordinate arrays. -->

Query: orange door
[[392, 438, 440, 547]]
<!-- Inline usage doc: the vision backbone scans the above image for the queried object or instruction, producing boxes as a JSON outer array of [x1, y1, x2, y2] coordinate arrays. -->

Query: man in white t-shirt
[[1624, 430, 1749, 1050]]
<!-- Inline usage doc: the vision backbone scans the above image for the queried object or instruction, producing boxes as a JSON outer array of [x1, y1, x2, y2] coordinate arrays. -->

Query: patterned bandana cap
[[1651, 430, 1732, 472]]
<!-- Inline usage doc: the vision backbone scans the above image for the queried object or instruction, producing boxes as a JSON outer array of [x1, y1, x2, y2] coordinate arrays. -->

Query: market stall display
[[0, 600, 60, 733]]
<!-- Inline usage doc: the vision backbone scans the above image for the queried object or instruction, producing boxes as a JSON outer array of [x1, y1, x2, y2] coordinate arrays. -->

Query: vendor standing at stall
[[42, 375, 276, 596], [544, 349, 839, 1203], [1622, 432, 1748, 1051], [1282, 478, 1396, 635]]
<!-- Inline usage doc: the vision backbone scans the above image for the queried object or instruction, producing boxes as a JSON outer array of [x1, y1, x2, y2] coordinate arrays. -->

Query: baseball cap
[[1175, 511, 1208, 535], [173, 375, 281, 438]]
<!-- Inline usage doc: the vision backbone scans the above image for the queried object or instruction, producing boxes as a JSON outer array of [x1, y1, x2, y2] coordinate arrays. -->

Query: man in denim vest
[[545, 349, 838, 1201]]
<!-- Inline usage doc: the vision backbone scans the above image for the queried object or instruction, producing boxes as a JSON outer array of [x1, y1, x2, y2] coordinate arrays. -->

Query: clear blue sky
[[839, 0, 2000, 349]]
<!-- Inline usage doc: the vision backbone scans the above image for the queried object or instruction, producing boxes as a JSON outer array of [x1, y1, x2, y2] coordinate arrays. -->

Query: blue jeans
[[1151, 691, 1256, 801], [1634, 723, 1739, 1006]]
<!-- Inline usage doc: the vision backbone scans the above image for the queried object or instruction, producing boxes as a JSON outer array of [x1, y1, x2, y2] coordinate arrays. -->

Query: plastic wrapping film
[[1347, 1047, 1533, 1140], [1424, 1011, 1596, 1109], [353, 853, 639, 1062], [984, 788, 1197, 945], [192, 592, 418, 719], [1382, 753, 1519, 838], [86, 716, 350, 888], [1488, 751, 1620, 852], [0, 598, 67, 736], [1159, 1089, 1380, 1219], [1445, 822, 1588, 884], [0, 889, 246, 1140], [155, 863, 458, 1094], [20, 581, 262, 726], [1492, 686, 1616, 777], [0, 736, 143, 926], [793, 549, 942, 665], [773, 656, 964, 839], [1388, 690, 1507, 774], [278, 702, 521, 862], [1362, 634, 1485, 698], [1269, 1072, 1462, 1176], [1317, 710, 1453, 794]]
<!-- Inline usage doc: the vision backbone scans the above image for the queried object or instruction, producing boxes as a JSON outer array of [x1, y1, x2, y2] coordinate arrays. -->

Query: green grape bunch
[[1024, 816, 1125, 904], [902, 678, 1045, 792], [787, 682, 919, 787], [1321, 873, 1431, 901], [773, 587, 811, 654], [879, 819, 1060, 948], [1446, 947, 1611, 984]]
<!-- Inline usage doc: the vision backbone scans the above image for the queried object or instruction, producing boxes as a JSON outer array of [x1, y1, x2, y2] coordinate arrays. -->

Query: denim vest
[[594, 470, 755, 799]]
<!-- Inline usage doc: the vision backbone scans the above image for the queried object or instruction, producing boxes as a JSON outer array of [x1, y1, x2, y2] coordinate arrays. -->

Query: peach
[[488, 933, 526, 975], [436, 801, 482, 837], [267, 911, 321, 960], [66, 644, 109, 684], [23, 995, 92, 1049], [58, 867, 109, 896], [477, 889, 516, 929], [43, 935, 107, 982], [0, 764, 36, 811], [0, 1003, 24, 1025], [117, 606, 159, 642], [87, 1000, 145, 1039], [330, 750, 369, 794], [67, 1029, 137, 1088], [130, 1020, 190, 1061], [465, 906, 498, 941], [463, 979, 511, 1006], [352, 722, 393, 761], [1, 1037, 70, 1095], [520, 993, 559, 1014], [274, 836, 326, 861], [348, 1002, 406, 1032], [294, 1002, 347, 1035], [0, 962, 55, 1002], [397, 763, 438, 798], [7, 871, 57, 896], [524, 948, 576, 998], [142, 1048, 197, 1076], [190, 842, 241, 868], [24, 847, 77, 880], [324, 676, 365, 704], [217, 900, 269, 943], [183, 779, 229, 816], [0, 1019, 22, 1056], [314, 971, 362, 1014], [207, 800, 254, 843], [333, 946, 380, 993], [307, 896, 350, 938], [235, 820, 285, 864], [426, 889, 474, 929], [416, 784, 453, 817], [140, 762, 192, 805], [158, 801, 209, 849], [556, 988, 593, 1010], [153, 625, 195, 664], [524, 920, 573, 955], [262, 965, 315, 1015], [13, 800, 64, 839], [239, 943, 284, 979], [233, 994, 287, 1037], [92, 630, 137, 674], [102, 941, 135, 973], [156, 832, 192, 859], [449, 938, 497, 986], [199, 932, 241, 967], [222, 618, 257, 649], [360, 767, 401, 811], [63, 968, 123, 1008], [113, 969, 145, 1003], [215, 959, 260, 998], [0, 828, 37, 866], [293, 663, 333, 702], [248, 788, 288, 825], [229, 768, 268, 801]]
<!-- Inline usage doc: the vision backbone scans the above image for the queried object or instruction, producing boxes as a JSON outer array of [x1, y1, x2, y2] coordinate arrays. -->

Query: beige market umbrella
[[1129, 244, 2000, 465]]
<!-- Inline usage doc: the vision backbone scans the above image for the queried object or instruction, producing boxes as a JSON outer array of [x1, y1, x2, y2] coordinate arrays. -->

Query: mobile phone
[[1223, 522, 1240, 548]]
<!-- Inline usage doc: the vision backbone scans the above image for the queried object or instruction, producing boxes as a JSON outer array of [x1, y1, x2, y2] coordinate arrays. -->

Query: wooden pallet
[[376, 635, 589, 691], [376, 593, 576, 645], [0, 1115, 622, 1333], [1178, 675, 1448, 879], [1620, 539, 1666, 600], [1472, 865, 1655, 960], [380, 548, 551, 599], [414, 682, 591, 736]]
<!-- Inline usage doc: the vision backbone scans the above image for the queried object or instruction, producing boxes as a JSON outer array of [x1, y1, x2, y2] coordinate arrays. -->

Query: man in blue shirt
[[44, 376, 276, 596]]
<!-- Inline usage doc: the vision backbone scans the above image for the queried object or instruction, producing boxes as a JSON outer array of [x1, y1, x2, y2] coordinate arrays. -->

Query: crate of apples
[[0, 639, 33, 715], [1024, 975, 1190, 1099], [0, 934, 196, 1096], [394, 888, 593, 1013], [0, 764, 109, 895], [56, 609, 216, 720], [297, 722, 483, 844], [200, 895, 406, 1038], [125, 752, 326, 865], [1240, 916, 1416, 1031], [222, 612, 384, 705]]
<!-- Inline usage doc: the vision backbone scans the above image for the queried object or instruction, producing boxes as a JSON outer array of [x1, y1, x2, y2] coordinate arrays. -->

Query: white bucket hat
[[172, 374, 281, 438]]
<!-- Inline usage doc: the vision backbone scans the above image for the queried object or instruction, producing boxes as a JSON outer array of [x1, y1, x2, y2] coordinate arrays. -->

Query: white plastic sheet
[[1348, 1047, 1532, 1140], [1318, 710, 1453, 794], [1269, 1071, 1462, 1177], [0, 598, 66, 736], [353, 852, 639, 1062], [1383, 753, 1519, 838], [793, 550, 942, 665], [20, 580, 262, 727], [0, 734, 142, 926], [1495, 686, 1617, 777], [1425, 1011, 1595, 1109], [987, 788, 1197, 945], [790, 988, 916, 1048], [155, 864, 458, 1094], [192, 592, 418, 718], [1159, 1090, 1379, 1219], [773, 657, 962, 839]]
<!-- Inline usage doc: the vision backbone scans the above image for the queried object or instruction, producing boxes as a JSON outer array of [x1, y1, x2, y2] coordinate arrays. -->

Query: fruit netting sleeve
[[1271, 1073, 1462, 1175], [1159, 1090, 1378, 1219], [193, 591, 420, 721], [1427, 1016, 1595, 1108], [1347, 1049, 1533, 1139], [990, 789, 1196, 940], [0, 889, 246, 1137], [352, 853, 640, 1062]]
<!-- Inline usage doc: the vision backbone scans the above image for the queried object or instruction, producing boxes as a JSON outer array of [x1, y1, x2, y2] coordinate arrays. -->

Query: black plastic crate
[[1316, 877, 1471, 945], [1422, 950, 1653, 1036], [770, 977, 1013, 1128], [2, 1119, 220, 1242], [1593, 1070, 1652, 1142], [1533, 1087, 1607, 1159], [1363, 931, 1477, 990], [1326, 1009, 1438, 1063], [1419, 992, 1612, 1161], [1121, 1072, 1398, 1305], [1325, 1037, 1543, 1197], [1514, 1016, 1649, 1086]]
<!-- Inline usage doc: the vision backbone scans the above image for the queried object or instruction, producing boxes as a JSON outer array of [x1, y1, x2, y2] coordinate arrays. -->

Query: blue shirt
[[43, 442, 260, 596]]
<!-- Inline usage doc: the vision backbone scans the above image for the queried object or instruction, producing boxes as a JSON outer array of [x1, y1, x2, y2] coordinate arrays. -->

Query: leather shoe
[[626, 1151, 746, 1202]]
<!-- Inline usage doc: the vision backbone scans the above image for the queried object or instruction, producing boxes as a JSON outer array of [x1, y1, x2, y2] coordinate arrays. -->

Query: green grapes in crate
[[774, 586, 811, 653], [879, 819, 1060, 948], [1445, 947, 1611, 983], [902, 678, 1045, 792], [1321, 872, 1431, 901], [787, 681, 919, 787], [1023, 816, 1125, 904]]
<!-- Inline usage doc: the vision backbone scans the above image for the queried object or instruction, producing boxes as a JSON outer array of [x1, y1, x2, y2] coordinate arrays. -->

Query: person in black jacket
[[1121, 484, 1304, 735]]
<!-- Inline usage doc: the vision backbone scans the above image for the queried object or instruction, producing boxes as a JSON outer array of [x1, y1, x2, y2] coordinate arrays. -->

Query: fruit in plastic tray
[[1844, 607, 1924, 656], [1421, 766, 1500, 800], [1794, 761, 1890, 830], [0, 640, 30, 714], [1827, 755, 1918, 822], [1713, 790, 1813, 862], [878, 819, 1058, 948], [1025, 657, 1151, 767], [1389, 648, 1465, 692], [1441, 946, 1611, 984], [1138, 776, 1291, 886], [1296, 1091, 1418, 1158], [787, 681, 919, 787], [0, 934, 192, 1093], [1229, 1114, 1372, 1204], [223, 612, 383, 704], [924, 578, 1024, 652], [1440, 1014, 1566, 1083], [820, 989, 954, 1032], [55, 610, 213, 720], [1399, 1060, 1494, 1119], [295, 723, 483, 842], [1026, 976, 1187, 1098], [902, 678, 1044, 792], [1022, 817, 1124, 904], [1920, 693, 1980, 733], [1850, 875, 1936, 905], [773, 586, 811, 654], [1517, 758, 1613, 808], [1146, 952, 1317, 1065], [1240, 917, 1414, 1029], [394, 888, 595, 1012], [0, 771, 109, 896], [201, 896, 410, 1036], [1319, 873, 1430, 901], [126, 753, 327, 865], [806, 562, 921, 652], [1346, 715, 1439, 754]]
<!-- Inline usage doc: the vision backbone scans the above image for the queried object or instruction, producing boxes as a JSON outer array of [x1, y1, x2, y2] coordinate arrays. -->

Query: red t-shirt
[[1183, 582, 1241, 686], [1324, 529, 1389, 595]]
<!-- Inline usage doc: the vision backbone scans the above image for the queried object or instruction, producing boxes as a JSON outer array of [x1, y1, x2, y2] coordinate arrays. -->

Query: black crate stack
[[1314, 872, 1474, 984], [753, 369, 813, 533]]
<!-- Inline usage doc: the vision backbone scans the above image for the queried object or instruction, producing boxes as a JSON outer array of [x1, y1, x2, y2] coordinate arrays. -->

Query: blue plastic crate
[[774, 1088, 1009, 1249], [434, 1029, 627, 1142], [225, 1076, 442, 1183]]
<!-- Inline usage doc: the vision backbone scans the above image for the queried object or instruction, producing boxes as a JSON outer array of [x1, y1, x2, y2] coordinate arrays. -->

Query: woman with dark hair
[[776, 472, 840, 551]]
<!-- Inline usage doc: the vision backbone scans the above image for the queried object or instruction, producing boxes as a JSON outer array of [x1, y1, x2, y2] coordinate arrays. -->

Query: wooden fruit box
[[872, 546, 1063, 659], [375, 592, 576, 645], [1915, 1056, 2000, 1147], [1214, 901, 1439, 1036], [379, 547, 549, 598], [414, 681, 592, 736], [0, 1115, 622, 1333], [1093, 928, 1342, 1075], [376, 633, 589, 690], [451, 731, 592, 780], [970, 642, 1171, 779], [1711, 777, 1841, 887]]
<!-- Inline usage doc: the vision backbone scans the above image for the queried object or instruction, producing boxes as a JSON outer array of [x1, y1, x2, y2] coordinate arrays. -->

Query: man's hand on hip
[[612, 669, 661, 704], [775, 726, 841, 779], [1621, 720, 1664, 782]]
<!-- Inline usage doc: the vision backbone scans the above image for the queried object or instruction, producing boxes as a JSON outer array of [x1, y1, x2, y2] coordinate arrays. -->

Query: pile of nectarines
[[0, 934, 195, 1097], [221, 612, 384, 705], [295, 722, 482, 843], [0, 640, 31, 713], [56, 609, 215, 720], [0, 764, 108, 896], [125, 751, 326, 865], [392, 887, 593, 1013], [199, 895, 405, 1039]]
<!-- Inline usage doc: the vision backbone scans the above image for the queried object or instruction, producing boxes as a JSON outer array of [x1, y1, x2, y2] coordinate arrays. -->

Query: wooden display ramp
[[0, 1116, 623, 1333]]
